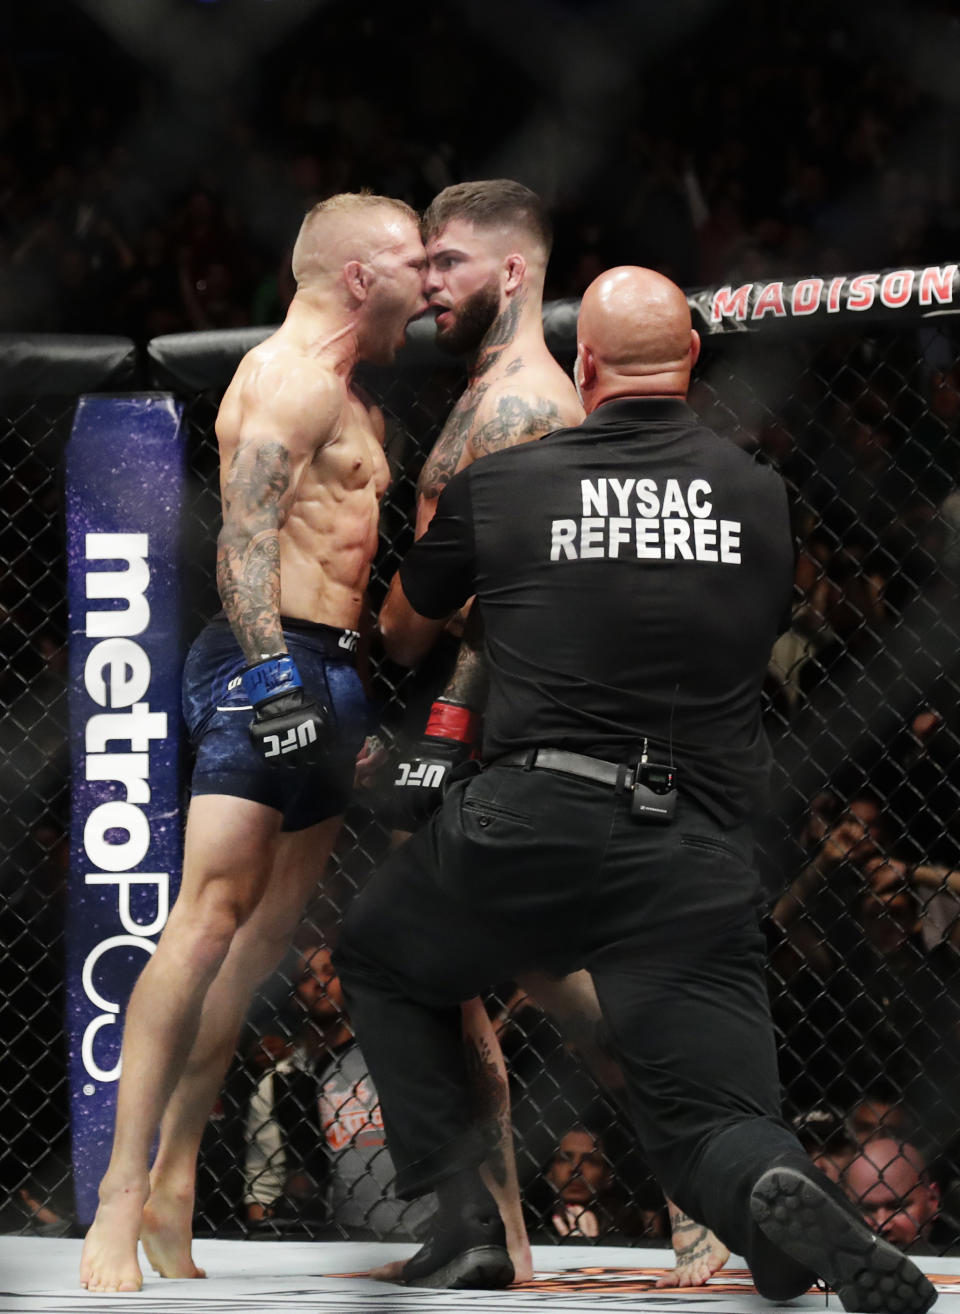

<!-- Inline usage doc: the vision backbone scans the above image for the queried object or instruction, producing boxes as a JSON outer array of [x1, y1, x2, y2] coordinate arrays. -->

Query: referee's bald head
[[575, 267, 700, 412]]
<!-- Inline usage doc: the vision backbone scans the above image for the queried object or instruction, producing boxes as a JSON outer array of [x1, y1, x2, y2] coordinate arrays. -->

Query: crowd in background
[[2, 2, 960, 338], [3, 0, 960, 1262]]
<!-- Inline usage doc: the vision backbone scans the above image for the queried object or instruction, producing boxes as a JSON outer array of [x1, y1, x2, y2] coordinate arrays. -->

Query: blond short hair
[[291, 191, 419, 287]]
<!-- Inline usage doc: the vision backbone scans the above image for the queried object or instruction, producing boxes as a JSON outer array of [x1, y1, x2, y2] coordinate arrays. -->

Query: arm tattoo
[[216, 440, 291, 663], [444, 607, 488, 709], [418, 384, 563, 502], [463, 1030, 510, 1189], [471, 392, 564, 458], [417, 383, 488, 502], [444, 642, 488, 710]]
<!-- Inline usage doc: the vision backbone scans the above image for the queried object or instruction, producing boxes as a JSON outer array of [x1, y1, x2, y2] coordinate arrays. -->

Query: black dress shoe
[[401, 1208, 514, 1289], [750, 1165, 937, 1313]]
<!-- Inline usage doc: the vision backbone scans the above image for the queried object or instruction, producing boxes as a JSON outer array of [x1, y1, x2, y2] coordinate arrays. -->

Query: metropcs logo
[[80, 532, 168, 1083]]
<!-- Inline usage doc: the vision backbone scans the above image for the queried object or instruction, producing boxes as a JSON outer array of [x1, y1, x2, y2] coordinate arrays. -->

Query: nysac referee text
[[550, 478, 742, 563]]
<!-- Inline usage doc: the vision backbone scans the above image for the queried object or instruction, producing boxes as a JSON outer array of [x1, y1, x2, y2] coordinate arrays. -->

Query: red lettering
[[752, 282, 786, 319], [711, 284, 752, 322], [847, 273, 879, 311], [792, 278, 823, 315], [827, 276, 846, 312], [919, 264, 958, 306], [880, 269, 914, 308]]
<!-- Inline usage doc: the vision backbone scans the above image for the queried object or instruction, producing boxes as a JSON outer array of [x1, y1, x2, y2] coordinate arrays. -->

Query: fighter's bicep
[[223, 368, 339, 527], [220, 433, 300, 530], [417, 428, 469, 503]]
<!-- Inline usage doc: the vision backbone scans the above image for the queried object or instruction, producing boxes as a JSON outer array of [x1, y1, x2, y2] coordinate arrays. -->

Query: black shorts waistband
[[209, 612, 360, 660]]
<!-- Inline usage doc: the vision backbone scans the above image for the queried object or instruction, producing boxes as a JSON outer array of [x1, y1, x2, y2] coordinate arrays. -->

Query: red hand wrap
[[425, 700, 481, 744]]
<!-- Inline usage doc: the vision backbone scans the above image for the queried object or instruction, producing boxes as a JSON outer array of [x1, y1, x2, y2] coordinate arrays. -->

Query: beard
[[435, 279, 501, 357]]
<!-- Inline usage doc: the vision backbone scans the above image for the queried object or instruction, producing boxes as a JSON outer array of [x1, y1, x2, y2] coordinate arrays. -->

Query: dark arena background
[[4, 0, 960, 1302]]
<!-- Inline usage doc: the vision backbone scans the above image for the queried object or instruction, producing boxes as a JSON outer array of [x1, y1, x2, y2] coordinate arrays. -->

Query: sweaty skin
[[79, 197, 426, 1295]]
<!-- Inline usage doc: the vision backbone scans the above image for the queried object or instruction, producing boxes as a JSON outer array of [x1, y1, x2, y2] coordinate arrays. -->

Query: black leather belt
[[493, 747, 634, 790]]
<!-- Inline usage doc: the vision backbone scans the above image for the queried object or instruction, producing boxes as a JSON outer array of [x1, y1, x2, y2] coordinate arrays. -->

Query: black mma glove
[[391, 698, 481, 829], [242, 655, 332, 766]]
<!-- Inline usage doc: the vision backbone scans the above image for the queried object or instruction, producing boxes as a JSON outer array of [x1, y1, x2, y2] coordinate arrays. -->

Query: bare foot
[[141, 1187, 206, 1280], [656, 1221, 730, 1288], [79, 1181, 148, 1293]]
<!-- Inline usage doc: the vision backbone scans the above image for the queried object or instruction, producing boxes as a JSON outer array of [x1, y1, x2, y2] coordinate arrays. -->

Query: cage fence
[[2, 270, 960, 1252]]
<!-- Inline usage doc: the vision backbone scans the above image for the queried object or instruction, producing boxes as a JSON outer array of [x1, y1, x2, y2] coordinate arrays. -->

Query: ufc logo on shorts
[[395, 762, 446, 790], [264, 720, 318, 758]]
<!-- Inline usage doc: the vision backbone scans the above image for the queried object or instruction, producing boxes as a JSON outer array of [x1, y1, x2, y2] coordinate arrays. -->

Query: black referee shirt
[[400, 397, 794, 826]]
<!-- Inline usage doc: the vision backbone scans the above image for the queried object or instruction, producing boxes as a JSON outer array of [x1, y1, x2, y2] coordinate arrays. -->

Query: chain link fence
[[2, 273, 960, 1253]]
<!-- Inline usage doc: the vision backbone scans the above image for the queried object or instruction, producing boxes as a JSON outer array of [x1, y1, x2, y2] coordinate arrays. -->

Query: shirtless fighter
[[378, 180, 582, 1285], [79, 192, 427, 1293], [384, 180, 728, 1289]]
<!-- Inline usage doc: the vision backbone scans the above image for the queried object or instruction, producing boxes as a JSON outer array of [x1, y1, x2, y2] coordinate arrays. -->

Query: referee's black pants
[[336, 761, 813, 1268]]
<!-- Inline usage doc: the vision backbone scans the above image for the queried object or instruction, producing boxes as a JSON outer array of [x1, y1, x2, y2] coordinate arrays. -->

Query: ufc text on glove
[[242, 654, 332, 766]]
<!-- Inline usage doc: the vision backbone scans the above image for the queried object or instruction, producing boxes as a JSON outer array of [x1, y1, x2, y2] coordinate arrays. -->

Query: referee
[[336, 267, 936, 1311]]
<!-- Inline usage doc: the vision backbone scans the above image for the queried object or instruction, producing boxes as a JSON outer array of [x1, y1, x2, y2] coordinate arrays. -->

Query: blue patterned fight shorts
[[182, 616, 369, 831]]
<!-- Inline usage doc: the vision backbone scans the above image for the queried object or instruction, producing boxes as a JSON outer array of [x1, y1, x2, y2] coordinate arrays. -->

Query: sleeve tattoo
[[418, 291, 540, 499], [444, 611, 488, 710], [417, 385, 488, 503], [464, 1029, 510, 1189], [216, 439, 292, 663]]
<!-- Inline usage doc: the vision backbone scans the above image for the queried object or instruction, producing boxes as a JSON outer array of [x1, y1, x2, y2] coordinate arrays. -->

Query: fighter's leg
[[460, 999, 532, 1281], [367, 996, 533, 1285], [518, 968, 729, 1287], [141, 814, 341, 1278], [336, 813, 544, 1288], [80, 795, 282, 1292]]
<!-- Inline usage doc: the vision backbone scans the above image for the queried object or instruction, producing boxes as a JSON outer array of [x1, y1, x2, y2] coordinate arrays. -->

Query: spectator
[[4, 2, 959, 336], [844, 1138, 940, 1252], [522, 1126, 664, 1245], [848, 1087, 911, 1145], [766, 528, 844, 719], [902, 361, 960, 505], [492, 986, 644, 1199], [791, 1107, 857, 1183], [243, 946, 430, 1240], [767, 790, 960, 1127], [769, 791, 884, 973], [862, 696, 960, 873]]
